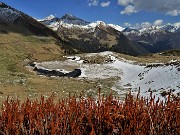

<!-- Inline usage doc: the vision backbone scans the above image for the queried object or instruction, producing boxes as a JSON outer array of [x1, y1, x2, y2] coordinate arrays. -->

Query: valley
[[0, 1, 180, 134], [0, 2, 179, 105]]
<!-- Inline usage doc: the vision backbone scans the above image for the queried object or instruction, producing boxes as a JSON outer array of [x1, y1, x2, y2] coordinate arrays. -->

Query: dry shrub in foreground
[[0, 90, 179, 135]]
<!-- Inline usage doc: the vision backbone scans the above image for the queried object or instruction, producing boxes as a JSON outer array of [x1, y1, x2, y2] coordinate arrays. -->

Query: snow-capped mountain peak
[[60, 14, 90, 26], [108, 24, 124, 32], [123, 22, 180, 35], [38, 15, 60, 31], [89, 21, 106, 27], [38, 14, 179, 34], [38, 14, 56, 22], [160, 23, 180, 32], [44, 14, 55, 21], [39, 14, 125, 32], [61, 13, 77, 20]]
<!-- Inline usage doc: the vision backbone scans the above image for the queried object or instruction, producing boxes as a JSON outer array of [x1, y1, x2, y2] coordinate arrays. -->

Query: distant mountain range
[[123, 24, 180, 53], [39, 14, 148, 55], [38, 14, 124, 32], [40, 14, 180, 54], [0, 2, 179, 56]]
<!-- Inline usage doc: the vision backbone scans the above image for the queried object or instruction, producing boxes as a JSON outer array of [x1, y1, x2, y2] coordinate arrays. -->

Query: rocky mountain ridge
[[40, 14, 180, 54], [39, 14, 147, 56], [39, 14, 124, 32], [123, 24, 180, 53]]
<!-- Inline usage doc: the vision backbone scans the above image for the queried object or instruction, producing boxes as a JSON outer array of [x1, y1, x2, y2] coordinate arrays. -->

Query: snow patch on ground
[[110, 56, 180, 99], [32, 52, 180, 99], [79, 64, 122, 80]]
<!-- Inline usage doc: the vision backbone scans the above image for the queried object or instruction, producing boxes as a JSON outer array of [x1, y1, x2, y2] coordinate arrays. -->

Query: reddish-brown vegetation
[[0, 89, 179, 135]]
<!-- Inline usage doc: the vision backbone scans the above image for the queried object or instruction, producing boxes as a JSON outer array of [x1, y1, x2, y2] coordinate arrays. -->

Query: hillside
[[0, 2, 78, 54], [0, 2, 179, 105], [0, 2, 96, 104]]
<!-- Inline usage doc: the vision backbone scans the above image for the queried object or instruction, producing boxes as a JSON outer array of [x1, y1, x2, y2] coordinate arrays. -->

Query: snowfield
[[32, 51, 180, 99], [110, 58, 180, 98]]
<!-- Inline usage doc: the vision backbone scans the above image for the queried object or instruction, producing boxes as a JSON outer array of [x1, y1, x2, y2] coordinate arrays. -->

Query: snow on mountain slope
[[108, 24, 124, 32], [0, 8, 20, 23], [32, 51, 180, 100], [38, 14, 56, 21], [59, 21, 99, 29], [123, 23, 180, 53], [123, 22, 180, 35], [38, 15, 60, 31], [39, 14, 124, 32], [58, 21, 108, 33], [160, 23, 180, 32]]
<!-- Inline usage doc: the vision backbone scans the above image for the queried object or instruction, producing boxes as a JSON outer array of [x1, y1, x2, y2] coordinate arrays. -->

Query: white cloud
[[118, 0, 133, 6], [118, 0, 180, 16], [120, 5, 137, 15], [140, 22, 152, 28], [131, 22, 152, 29], [88, 0, 99, 6], [124, 22, 132, 27], [128, 20, 164, 29], [100, 1, 111, 7], [166, 10, 180, 16], [154, 19, 163, 26]]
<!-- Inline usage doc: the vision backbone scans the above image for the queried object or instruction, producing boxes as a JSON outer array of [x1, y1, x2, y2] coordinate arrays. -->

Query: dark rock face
[[33, 67, 81, 78], [47, 70, 65, 77], [123, 29, 180, 53], [57, 25, 148, 56], [66, 69, 81, 78]]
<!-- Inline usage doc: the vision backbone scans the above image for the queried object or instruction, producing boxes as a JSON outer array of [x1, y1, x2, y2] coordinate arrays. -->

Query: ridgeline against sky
[[1, 0, 179, 27]]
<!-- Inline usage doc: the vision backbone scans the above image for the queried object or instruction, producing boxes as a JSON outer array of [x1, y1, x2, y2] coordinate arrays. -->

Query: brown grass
[[116, 52, 180, 64], [0, 30, 98, 105]]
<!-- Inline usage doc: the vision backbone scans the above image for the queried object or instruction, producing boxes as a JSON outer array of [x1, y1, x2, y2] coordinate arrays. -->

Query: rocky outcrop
[[66, 69, 81, 77], [33, 67, 81, 78]]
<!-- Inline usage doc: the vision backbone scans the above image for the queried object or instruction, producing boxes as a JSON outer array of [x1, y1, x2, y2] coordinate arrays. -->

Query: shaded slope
[[57, 21, 148, 56], [0, 2, 77, 54]]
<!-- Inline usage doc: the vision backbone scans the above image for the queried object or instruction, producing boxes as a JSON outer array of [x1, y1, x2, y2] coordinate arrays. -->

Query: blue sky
[[1, 0, 180, 27]]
